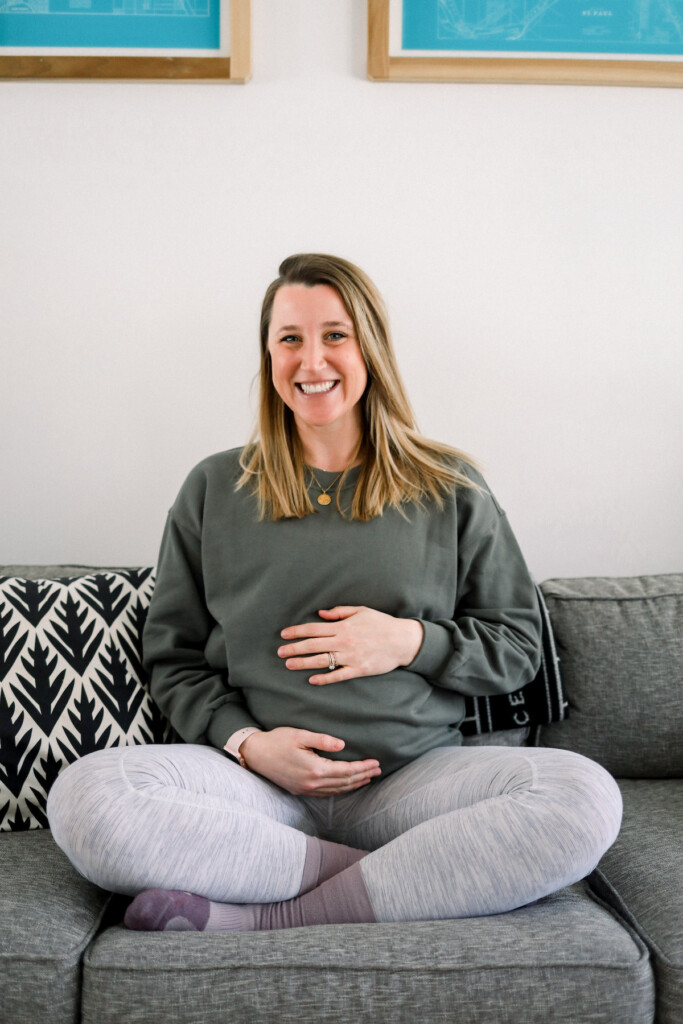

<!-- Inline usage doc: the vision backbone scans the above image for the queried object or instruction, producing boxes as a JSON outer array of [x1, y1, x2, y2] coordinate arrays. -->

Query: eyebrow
[[276, 320, 353, 332]]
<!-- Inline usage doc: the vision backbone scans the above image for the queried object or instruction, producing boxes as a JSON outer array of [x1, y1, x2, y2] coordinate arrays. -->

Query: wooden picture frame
[[368, 0, 683, 88], [0, 0, 250, 81]]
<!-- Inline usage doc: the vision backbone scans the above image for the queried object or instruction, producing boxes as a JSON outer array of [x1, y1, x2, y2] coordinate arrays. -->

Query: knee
[[581, 754, 622, 837], [533, 748, 623, 857], [47, 748, 132, 887], [47, 755, 91, 852]]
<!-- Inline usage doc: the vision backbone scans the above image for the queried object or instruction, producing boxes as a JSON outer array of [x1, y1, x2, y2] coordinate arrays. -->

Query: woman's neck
[[297, 427, 362, 473]]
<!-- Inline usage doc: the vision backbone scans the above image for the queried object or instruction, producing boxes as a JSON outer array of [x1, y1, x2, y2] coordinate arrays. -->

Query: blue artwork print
[[0, 0, 219, 49], [402, 0, 683, 56]]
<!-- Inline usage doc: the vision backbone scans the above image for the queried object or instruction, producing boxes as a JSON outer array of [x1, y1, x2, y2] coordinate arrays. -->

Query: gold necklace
[[308, 468, 344, 506]]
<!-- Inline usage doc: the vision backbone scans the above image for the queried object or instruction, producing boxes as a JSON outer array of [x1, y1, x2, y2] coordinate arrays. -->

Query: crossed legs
[[47, 742, 623, 929]]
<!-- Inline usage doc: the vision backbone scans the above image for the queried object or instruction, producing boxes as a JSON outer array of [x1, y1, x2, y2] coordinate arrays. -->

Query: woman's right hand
[[238, 727, 381, 796]]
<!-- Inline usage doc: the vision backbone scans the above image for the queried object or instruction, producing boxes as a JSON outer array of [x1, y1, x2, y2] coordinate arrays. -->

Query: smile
[[295, 381, 339, 395]]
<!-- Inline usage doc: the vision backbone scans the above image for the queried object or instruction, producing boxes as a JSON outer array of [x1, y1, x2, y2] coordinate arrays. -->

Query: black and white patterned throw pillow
[[0, 570, 171, 832]]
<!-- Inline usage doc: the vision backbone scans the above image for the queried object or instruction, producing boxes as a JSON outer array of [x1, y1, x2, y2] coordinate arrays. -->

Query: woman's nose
[[299, 337, 326, 370]]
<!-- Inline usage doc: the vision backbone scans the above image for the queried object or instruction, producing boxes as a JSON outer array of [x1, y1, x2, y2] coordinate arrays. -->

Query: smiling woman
[[47, 253, 623, 937]]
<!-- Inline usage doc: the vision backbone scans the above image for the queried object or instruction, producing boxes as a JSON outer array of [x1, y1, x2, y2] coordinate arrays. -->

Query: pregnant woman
[[48, 253, 622, 932]]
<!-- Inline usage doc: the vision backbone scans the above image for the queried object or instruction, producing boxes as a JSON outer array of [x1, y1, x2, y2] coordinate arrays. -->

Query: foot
[[124, 889, 210, 931], [123, 861, 376, 932]]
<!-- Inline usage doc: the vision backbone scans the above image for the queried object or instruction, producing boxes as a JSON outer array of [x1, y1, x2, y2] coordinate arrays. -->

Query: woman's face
[[267, 283, 368, 443]]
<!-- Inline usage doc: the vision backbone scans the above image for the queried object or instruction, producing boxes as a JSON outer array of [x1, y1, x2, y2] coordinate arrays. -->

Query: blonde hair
[[238, 253, 479, 520]]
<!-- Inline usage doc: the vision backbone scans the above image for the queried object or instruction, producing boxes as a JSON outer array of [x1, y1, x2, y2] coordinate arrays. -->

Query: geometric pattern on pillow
[[0, 569, 171, 832], [459, 585, 568, 737]]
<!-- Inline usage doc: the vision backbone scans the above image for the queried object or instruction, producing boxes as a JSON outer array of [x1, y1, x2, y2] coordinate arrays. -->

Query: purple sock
[[124, 861, 376, 932], [298, 836, 369, 893], [124, 889, 210, 931]]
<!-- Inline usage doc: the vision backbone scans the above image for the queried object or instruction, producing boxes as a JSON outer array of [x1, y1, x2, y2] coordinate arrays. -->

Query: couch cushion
[[538, 574, 683, 776], [0, 569, 170, 831], [590, 779, 683, 1024], [0, 829, 112, 1024], [82, 882, 653, 1024]]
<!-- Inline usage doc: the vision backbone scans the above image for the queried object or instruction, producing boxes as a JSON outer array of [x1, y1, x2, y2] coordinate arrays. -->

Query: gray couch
[[1, 568, 681, 1024]]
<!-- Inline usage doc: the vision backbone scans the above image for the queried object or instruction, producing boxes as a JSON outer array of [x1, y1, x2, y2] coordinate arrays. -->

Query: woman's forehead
[[270, 284, 352, 328]]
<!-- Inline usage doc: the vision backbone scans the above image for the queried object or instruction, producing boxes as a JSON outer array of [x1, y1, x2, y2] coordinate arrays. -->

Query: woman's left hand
[[278, 606, 424, 685]]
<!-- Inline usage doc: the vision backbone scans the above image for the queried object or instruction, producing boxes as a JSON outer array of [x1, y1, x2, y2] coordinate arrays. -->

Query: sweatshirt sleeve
[[407, 477, 542, 698], [143, 507, 261, 750]]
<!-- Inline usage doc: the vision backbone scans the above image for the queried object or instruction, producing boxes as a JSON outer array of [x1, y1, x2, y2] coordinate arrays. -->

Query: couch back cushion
[[538, 574, 683, 777], [0, 566, 170, 831]]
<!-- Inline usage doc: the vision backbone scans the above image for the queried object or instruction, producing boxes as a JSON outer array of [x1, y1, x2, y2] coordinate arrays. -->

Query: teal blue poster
[[0, 0, 219, 49], [402, 0, 683, 56]]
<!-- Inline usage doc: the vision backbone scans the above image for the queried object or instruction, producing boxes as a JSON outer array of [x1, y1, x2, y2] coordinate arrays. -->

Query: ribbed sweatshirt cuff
[[207, 704, 262, 752], [407, 619, 453, 681]]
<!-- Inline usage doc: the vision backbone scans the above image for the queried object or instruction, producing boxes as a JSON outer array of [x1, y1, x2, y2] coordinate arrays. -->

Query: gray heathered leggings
[[47, 743, 623, 921]]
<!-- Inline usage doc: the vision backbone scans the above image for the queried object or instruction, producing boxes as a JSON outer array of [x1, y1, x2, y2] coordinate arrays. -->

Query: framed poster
[[0, 0, 249, 80], [368, 0, 683, 87]]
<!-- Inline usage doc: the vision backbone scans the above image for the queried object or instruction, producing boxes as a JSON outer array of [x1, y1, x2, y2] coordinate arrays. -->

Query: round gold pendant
[[317, 494, 332, 506]]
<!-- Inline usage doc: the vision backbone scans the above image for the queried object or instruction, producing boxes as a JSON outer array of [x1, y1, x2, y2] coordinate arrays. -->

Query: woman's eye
[[280, 335, 300, 344], [326, 332, 346, 342]]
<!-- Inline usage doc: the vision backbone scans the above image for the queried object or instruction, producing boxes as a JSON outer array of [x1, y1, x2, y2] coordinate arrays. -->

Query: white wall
[[3, 1, 682, 581]]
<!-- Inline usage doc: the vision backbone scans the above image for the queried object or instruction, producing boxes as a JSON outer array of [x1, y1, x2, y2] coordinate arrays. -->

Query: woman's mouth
[[295, 380, 339, 395]]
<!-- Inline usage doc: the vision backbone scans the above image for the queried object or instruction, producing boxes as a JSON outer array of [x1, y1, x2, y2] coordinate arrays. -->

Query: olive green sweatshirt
[[143, 448, 541, 776]]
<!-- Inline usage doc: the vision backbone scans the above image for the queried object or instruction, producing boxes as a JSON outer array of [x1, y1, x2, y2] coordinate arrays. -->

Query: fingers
[[278, 638, 334, 660], [317, 756, 381, 776], [278, 647, 355, 684], [296, 732, 380, 775], [300, 731, 345, 753], [278, 638, 345, 679], [307, 760, 382, 796], [278, 609, 360, 673], [280, 622, 334, 641], [297, 733, 381, 794], [308, 666, 355, 685], [314, 775, 377, 796], [278, 647, 353, 683], [242, 728, 381, 798], [317, 606, 359, 620], [279, 606, 361, 641]]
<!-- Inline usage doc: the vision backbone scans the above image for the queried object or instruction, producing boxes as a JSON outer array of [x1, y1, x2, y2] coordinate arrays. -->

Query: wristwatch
[[224, 727, 262, 767]]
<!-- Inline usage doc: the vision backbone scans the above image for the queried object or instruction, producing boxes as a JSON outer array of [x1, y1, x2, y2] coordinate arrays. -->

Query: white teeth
[[299, 381, 337, 394]]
